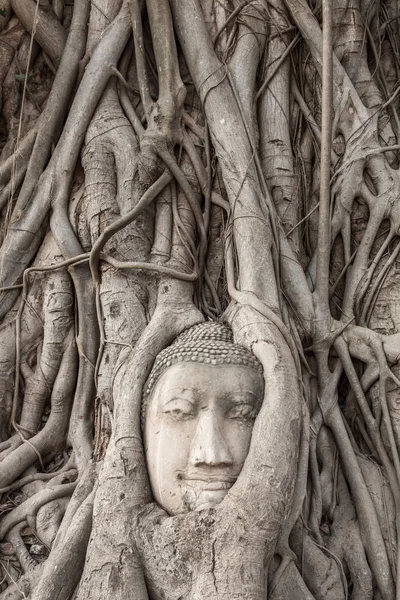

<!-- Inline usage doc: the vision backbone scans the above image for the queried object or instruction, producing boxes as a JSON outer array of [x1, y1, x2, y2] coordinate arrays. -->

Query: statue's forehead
[[150, 362, 264, 404]]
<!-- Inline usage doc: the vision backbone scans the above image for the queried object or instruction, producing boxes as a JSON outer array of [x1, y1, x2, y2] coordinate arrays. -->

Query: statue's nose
[[188, 409, 233, 467]]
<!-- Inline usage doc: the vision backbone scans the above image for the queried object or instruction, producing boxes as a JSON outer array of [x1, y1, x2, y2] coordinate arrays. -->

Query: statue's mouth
[[178, 473, 238, 511], [178, 473, 237, 491]]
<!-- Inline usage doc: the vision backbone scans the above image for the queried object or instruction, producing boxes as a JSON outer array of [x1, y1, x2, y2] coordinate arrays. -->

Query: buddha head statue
[[143, 321, 264, 515]]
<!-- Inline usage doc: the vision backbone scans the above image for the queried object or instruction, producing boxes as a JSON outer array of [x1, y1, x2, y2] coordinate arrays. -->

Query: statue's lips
[[179, 474, 237, 491]]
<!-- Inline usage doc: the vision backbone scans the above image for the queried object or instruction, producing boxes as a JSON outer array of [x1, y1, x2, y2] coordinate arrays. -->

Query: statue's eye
[[228, 404, 258, 422], [163, 399, 195, 420]]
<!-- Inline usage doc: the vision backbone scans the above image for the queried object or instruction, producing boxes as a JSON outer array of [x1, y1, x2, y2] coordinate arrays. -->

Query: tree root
[[0, 482, 77, 541]]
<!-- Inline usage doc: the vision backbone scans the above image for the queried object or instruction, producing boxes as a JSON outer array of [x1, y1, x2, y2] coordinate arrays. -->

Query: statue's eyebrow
[[161, 390, 199, 407], [162, 396, 196, 408]]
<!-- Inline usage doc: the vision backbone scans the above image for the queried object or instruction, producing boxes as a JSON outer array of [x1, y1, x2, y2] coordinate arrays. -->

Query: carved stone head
[[143, 322, 264, 515]]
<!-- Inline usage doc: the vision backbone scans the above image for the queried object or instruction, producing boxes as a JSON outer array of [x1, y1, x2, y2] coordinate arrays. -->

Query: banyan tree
[[1, 0, 400, 598]]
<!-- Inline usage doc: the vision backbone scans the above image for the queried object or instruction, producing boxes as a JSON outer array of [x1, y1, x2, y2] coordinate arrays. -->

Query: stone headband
[[143, 321, 264, 400]]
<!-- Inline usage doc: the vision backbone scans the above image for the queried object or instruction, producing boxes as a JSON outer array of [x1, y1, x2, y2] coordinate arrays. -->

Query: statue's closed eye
[[227, 404, 258, 422], [163, 398, 195, 420]]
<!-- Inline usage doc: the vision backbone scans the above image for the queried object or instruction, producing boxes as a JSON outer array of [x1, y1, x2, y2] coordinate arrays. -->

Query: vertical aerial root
[[327, 403, 395, 599], [270, 400, 310, 592]]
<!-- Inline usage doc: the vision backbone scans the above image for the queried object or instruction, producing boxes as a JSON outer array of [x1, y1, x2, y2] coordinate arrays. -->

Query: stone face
[[144, 361, 264, 515]]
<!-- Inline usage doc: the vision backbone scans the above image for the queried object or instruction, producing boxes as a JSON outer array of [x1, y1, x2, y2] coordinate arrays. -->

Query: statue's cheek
[[223, 419, 256, 465], [145, 419, 197, 515]]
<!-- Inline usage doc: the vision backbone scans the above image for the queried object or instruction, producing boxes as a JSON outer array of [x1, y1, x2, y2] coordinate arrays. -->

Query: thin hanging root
[[156, 149, 208, 275], [203, 123, 211, 232], [213, 0, 256, 46], [308, 427, 323, 544], [130, 0, 152, 116], [314, 0, 333, 321], [291, 79, 340, 165], [101, 255, 198, 281], [119, 84, 145, 140], [159, 145, 223, 312], [362, 239, 400, 326], [182, 132, 230, 213], [183, 114, 204, 141], [330, 250, 358, 299], [341, 206, 387, 316], [146, 0, 186, 123], [111, 66, 135, 96], [334, 337, 399, 497], [89, 171, 172, 283], [169, 169, 219, 312], [0, 162, 27, 215], [354, 229, 395, 320], [368, 340, 400, 484], [203, 268, 221, 314], [171, 179, 199, 270], [0, 129, 36, 191], [256, 33, 301, 102]]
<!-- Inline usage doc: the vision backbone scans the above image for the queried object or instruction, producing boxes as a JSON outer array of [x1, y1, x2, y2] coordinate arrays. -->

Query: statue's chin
[[193, 489, 229, 511]]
